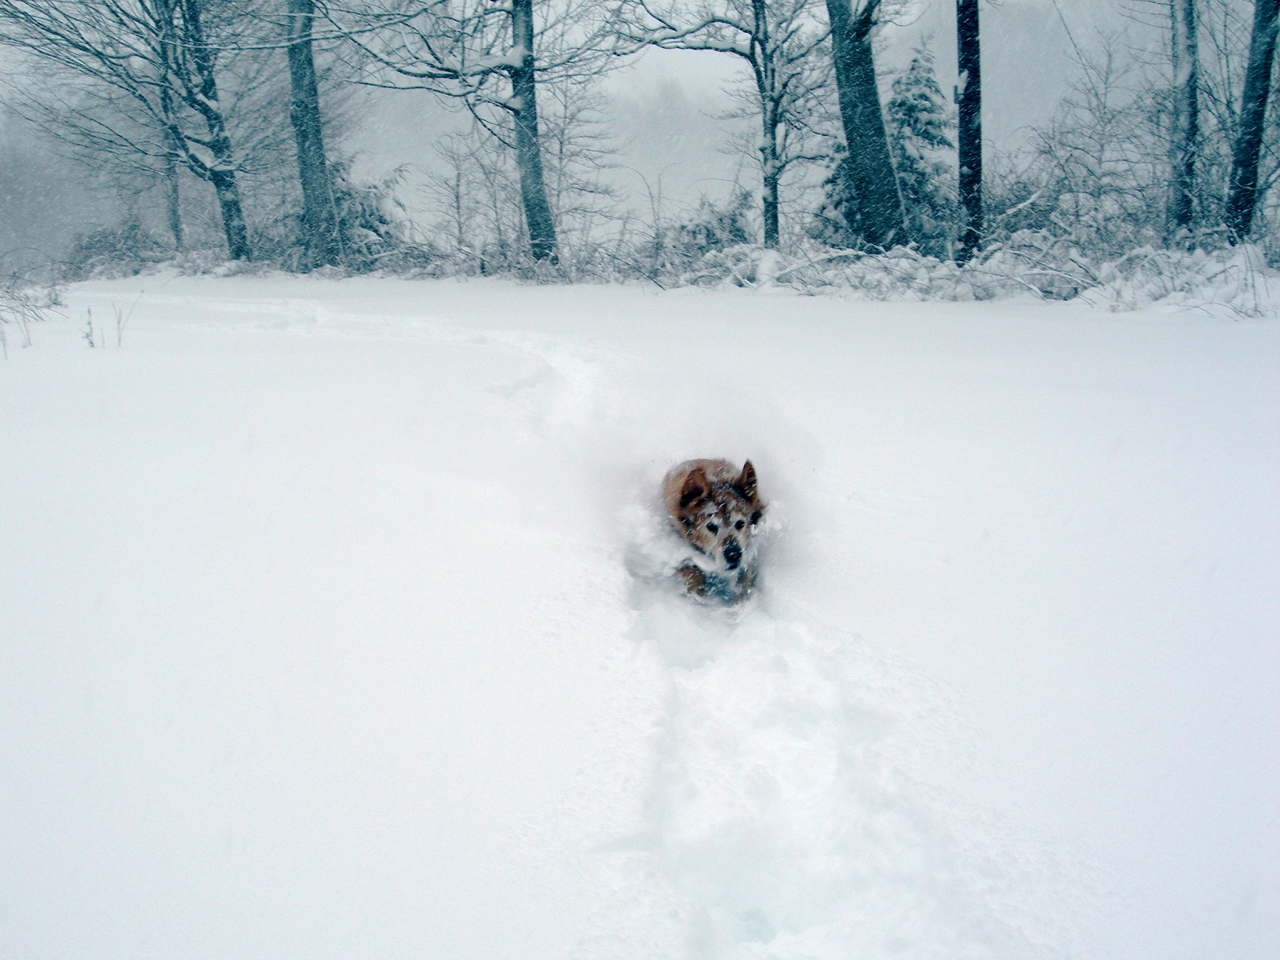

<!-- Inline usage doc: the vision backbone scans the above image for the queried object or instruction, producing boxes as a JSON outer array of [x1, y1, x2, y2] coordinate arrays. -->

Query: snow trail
[[624, 525, 1078, 959], [507, 323, 1086, 959]]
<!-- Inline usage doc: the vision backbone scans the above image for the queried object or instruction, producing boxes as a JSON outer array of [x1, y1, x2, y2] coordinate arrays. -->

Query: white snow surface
[[2, 276, 1276, 960]]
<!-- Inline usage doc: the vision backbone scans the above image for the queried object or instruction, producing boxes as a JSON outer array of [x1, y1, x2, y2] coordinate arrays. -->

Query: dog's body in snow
[[663, 459, 766, 603]]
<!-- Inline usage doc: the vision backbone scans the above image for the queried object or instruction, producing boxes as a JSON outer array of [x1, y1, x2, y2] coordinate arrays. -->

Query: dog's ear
[[736, 460, 758, 501], [679, 466, 710, 509]]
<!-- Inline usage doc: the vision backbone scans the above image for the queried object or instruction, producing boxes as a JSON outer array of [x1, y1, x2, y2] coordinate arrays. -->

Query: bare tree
[[621, 0, 832, 249], [2, 72, 189, 248], [535, 81, 622, 255], [1124, 0, 1278, 243], [430, 123, 525, 267], [1028, 35, 1168, 254], [0, 0, 258, 260], [334, 0, 619, 262], [956, 0, 981, 260], [1225, 0, 1280, 239], [426, 78, 620, 270], [509, 0, 557, 259], [824, 0, 903, 248]]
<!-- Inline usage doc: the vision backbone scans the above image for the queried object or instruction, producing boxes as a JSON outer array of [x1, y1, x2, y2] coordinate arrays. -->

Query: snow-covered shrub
[[560, 192, 763, 288], [777, 242, 1011, 299], [1086, 243, 1279, 315], [808, 152, 857, 250], [61, 222, 170, 280], [327, 162, 424, 272], [623, 236, 1279, 316], [1257, 202, 1280, 268], [644, 191, 756, 281], [247, 161, 435, 275]]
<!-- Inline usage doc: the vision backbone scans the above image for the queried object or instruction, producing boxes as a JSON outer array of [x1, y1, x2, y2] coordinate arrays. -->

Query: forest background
[[0, 0, 1277, 302]]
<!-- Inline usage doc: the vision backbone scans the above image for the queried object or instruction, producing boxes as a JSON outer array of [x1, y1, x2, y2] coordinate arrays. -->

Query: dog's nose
[[722, 538, 742, 570]]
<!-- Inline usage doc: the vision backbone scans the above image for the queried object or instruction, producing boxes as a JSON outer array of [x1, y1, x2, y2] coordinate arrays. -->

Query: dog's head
[[672, 460, 765, 572]]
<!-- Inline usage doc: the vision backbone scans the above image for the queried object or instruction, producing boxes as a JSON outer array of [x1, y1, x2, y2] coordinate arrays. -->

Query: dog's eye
[[749, 511, 762, 525], [705, 522, 719, 533], [735, 519, 745, 531]]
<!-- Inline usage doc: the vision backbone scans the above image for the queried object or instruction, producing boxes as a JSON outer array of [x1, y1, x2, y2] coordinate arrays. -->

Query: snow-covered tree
[[0, 0, 280, 261], [332, 0, 621, 263], [885, 45, 955, 256], [425, 79, 620, 272], [1027, 36, 1167, 255], [813, 43, 952, 254]]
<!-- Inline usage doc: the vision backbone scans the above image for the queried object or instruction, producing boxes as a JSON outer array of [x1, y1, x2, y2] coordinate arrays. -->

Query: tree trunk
[[752, 0, 780, 249], [156, 74, 185, 251], [452, 171, 466, 251], [762, 145, 780, 248], [509, 0, 557, 262], [164, 151, 184, 251], [956, 0, 982, 262], [210, 168, 251, 260], [1169, 0, 1199, 238], [825, 0, 903, 248], [1226, 0, 1280, 241], [758, 86, 780, 248], [286, 0, 341, 268], [181, 0, 252, 261]]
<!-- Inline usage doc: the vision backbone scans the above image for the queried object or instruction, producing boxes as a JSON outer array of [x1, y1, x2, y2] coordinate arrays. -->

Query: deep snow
[[1, 275, 1276, 960]]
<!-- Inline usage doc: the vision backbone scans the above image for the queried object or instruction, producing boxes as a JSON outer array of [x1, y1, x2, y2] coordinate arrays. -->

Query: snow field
[[1, 275, 1276, 960]]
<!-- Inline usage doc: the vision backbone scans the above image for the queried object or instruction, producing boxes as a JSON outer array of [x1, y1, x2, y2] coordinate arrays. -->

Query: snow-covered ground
[[2, 275, 1276, 960]]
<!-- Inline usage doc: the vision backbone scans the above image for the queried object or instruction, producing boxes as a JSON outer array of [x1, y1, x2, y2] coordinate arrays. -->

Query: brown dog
[[663, 459, 766, 602]]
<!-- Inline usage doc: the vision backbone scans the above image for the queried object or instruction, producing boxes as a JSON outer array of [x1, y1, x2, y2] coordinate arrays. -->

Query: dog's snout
[[722, 537, 742, 570]]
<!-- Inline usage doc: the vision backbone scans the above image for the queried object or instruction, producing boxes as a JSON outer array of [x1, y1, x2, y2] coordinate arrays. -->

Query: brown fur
[[663, 459, 766, 601]]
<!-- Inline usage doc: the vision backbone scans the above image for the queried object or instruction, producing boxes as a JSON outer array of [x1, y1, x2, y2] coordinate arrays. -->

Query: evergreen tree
[[886, 46, 956, 256], [812, 46, 955, 255]]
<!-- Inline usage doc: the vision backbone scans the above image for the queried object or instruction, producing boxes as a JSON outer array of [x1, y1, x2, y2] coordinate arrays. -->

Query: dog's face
[[669, 460, 765, 572]]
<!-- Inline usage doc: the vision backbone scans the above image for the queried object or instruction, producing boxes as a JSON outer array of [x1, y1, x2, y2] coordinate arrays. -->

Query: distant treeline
[[1, 0, 1277, 282]]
